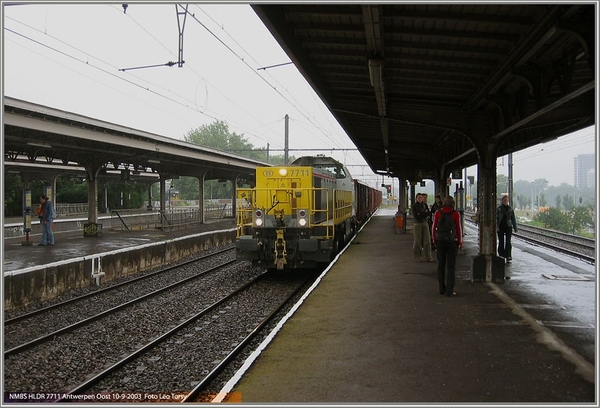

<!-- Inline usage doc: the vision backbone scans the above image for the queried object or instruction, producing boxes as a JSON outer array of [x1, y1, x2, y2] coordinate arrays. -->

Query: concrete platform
[[2, 218, 236, 309], [220, 209, 595, 403]]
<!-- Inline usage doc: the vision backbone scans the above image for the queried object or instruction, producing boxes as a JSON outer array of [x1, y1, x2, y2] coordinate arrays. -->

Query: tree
[[568, 205, 594, 235], [538, 191, 547, 207], [536, 207, 569, 231], [57, 175, 88, 203], [105, 180, 148, 210], [554, 194, 562, 209], [174, 177, 199, 201], [562, 194, 575, 211], [185, 120, 266, 162], [4, 173, 23, 217]]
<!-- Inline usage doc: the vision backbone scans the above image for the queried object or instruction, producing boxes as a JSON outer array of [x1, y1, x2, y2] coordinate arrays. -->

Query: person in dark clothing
[[411, 193, 434, 262], [429, 195, 443, 250], [497, 195, 517, 263], [432, 195, 462, 297]]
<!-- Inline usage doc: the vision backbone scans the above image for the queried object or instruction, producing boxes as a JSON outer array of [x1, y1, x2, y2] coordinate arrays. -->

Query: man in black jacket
[[497, 195, 517, 263]]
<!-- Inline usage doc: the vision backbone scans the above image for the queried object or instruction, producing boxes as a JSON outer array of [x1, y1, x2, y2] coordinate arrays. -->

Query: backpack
[[435, 210, 456, 243]]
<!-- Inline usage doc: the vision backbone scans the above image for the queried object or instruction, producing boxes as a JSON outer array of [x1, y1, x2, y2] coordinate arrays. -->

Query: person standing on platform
[[497, 195, 517, 263], [38, 195, 55, 246], [411, 193, 435, 262], [430, 194, 443, 250], [432, 195, 462, 297]]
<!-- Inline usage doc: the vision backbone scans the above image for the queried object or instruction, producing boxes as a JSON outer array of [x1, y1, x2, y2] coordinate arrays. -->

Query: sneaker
[[38, 243, 47, 246], [446, 291, 457, 297], [506, 257, 512, 263]]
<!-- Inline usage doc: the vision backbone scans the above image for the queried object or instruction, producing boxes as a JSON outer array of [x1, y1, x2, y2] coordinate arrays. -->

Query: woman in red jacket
[[431, 195, 462, 297]]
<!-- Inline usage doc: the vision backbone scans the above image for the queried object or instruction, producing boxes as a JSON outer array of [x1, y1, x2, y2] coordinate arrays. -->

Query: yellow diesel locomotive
[[236, 156, 381, 270]]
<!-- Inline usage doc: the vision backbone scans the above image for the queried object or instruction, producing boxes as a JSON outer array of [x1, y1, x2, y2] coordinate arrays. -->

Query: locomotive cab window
[[317, 165, 346, 179]]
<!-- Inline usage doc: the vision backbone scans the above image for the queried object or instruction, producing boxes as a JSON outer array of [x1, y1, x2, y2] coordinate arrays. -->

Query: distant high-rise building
[[574, 154, 595, 188]]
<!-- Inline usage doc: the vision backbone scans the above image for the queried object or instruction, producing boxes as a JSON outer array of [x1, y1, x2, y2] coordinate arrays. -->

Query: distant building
[[574, 154, 595, 188]]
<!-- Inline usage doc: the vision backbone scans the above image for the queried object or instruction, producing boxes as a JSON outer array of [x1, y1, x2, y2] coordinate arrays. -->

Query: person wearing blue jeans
[[39, 195, 55, 246]]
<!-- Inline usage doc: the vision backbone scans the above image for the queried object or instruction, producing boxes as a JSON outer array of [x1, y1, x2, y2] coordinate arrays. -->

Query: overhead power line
[[118, 4, 187, 71]]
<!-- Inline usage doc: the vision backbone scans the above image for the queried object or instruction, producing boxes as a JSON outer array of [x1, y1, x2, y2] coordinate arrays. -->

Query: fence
[[54, 203, 88, 216], [109, 203, 234, 231]]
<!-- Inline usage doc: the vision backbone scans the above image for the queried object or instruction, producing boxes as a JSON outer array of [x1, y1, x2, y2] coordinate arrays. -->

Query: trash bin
[[395, 211, 406, 234], [395, 212, 404, 228]]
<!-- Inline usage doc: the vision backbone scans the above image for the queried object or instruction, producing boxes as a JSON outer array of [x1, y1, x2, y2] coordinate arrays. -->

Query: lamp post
[[537, 188, 546, 209], [530, 179, 548, 211]]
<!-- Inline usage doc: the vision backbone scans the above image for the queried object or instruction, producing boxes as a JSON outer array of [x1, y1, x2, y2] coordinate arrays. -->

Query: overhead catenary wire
[[3, 14, 284, 149], [6, 5, 350, 153], [188, 5, 348, 150], [5, 4, 376, 174]]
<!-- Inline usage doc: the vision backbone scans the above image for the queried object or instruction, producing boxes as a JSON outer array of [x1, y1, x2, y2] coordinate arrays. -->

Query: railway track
[[3, 246, 237, 351], [3, 247, 319, 401], [464, 212, 595, 264], [60, 272, 313, 403]]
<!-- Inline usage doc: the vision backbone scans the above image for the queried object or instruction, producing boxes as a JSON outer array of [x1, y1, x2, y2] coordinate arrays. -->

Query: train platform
[[220, 208, 596, 404], [2, 217, 237, 309], [2, 217, 236, 273]]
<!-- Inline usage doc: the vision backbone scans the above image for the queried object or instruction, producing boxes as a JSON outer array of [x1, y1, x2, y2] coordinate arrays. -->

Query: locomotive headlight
[[254, 209, 264, 227], [279, 168, 288, 176], [297, 209, 308, 227]]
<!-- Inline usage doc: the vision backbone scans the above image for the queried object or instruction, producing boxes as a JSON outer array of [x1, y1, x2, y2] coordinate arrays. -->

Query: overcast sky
[[2, 3, 597, 189]]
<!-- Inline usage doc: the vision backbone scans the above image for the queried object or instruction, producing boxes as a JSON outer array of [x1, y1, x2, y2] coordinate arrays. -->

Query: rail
[[464, 211, 595, 264]]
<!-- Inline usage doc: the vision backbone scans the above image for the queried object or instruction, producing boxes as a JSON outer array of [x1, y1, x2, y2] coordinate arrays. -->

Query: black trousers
[[436, 240, 458, 293], [497, 228, 513, 258]]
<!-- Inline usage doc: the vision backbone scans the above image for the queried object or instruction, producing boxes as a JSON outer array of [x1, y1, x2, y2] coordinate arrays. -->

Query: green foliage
[[535, 207, 570, 231], [57, 175, 88, 203], [104, 181, 148, 210], [2, 174, 83, 217], [538, 191, 547, 207], [568, 205, 594, 235], [173, 177, 199, 200], [533, 204, 595, 236], [554, 194, 562, 209], [562, 193, 575, 211], [184, 120, 266, 162], [3, 173, 23, 217]]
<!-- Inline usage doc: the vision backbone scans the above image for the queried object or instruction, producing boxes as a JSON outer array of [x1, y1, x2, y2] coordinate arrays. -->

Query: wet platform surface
[[221, 208, 595, 403], [2, 210, 595, 403], [2, 218, 236, 273]]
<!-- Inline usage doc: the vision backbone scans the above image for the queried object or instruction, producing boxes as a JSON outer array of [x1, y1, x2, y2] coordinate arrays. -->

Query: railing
[[159, 208, 203, 231], [54, 203, 88, 216], [333, 189, 353, 224], [110, 204, 233, 231], [109, 209, 161, 231]]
